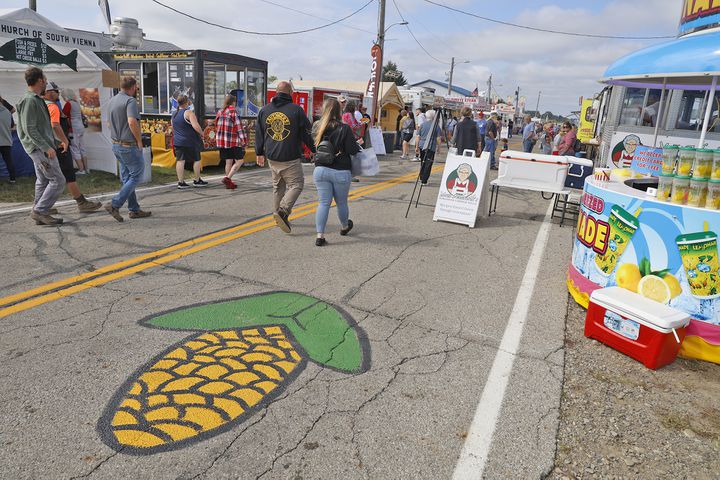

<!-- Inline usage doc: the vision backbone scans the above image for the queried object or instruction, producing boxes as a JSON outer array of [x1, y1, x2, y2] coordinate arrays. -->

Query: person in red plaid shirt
[[215, 95, 247, 189]]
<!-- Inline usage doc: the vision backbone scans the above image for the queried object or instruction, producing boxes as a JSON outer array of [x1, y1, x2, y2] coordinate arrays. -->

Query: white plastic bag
[[351, 147, 380, 177]]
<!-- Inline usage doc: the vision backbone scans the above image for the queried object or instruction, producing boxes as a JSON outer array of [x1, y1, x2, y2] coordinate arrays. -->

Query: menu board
[[169, 62, 194, 101]]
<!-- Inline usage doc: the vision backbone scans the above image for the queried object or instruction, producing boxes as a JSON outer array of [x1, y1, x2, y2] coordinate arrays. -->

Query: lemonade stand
[[569, 2, 720, 364]]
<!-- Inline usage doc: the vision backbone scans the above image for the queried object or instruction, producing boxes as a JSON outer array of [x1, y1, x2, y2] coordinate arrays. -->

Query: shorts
[[175, 145, 201, 162], [402, 132, 413, 142], [219, 147, 245, 161], [57, 148, 76, 182]]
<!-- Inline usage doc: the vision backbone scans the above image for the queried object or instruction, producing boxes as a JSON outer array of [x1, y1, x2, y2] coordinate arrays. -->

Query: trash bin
[[140, 147, 152, 185], [382, 132, 395, 154]]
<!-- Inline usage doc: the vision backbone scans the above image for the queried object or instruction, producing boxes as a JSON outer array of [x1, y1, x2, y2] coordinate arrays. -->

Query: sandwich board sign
[[433, 150, 490, 228]]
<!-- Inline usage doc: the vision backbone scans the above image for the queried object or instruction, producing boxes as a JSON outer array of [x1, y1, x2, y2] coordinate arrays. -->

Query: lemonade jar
[[707, 179, 720, 210], [677, 147, 695, 176], [693, 149, 713, 179], [594, 205, 640, 276], [661, 145, 678, 175], [713, 149, 720, 180], [671, 175, 691, 204], [688, 178, 708, 207], [676, 231, 720, 299], [656, 174, 673, 202]]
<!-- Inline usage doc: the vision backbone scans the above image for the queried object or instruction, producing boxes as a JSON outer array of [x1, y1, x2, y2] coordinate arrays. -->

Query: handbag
[[351, 147, 380, 176]]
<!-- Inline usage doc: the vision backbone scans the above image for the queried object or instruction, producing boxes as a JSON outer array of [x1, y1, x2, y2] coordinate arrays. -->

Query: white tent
[[0, 8, 117, 174]]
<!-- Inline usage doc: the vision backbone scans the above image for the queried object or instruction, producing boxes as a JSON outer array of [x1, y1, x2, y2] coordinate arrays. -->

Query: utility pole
[[447, 57, 455, 96], [29, 0, 37, 11], [536, 91, 542, 116], [487, 74, 492, 105], [514, 86, 520, 118], [374, 0, 386, 126]]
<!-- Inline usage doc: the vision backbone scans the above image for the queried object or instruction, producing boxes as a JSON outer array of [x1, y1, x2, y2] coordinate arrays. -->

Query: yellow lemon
[[663, 274, 683, 299], [616, 263, 642, 293], [638, 275, 672, 304]]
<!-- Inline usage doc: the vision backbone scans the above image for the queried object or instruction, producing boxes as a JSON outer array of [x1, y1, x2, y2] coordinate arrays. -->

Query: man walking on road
[[255, 81, 315, 233], [105, 76, 151, 222], [522, 114, 536, 153], [43, 82, 101, 214], [16, 67, 65, 226], [475, 111, 487, 153]]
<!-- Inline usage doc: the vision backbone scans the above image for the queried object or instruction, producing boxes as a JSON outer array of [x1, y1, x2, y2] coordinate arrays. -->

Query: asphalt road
[[0, 154, 573, 479]]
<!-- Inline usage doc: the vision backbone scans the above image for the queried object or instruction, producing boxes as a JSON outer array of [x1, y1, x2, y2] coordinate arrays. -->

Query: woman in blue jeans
[[312, 98, 361, 246]]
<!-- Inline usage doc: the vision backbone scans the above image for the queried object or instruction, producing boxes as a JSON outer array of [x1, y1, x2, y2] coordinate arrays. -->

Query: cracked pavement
[[0, 155, 573, 479]]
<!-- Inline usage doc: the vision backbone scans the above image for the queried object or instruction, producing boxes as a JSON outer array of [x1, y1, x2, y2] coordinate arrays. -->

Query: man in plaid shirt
[[215, 95, 247, 189]]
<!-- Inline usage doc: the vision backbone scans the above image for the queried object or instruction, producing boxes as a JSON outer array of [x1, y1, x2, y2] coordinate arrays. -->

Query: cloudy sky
[[4, 0, 681, 115]]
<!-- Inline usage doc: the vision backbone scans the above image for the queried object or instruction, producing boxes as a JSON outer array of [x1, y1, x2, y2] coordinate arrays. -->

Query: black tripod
[[405, 108, 446, 218]]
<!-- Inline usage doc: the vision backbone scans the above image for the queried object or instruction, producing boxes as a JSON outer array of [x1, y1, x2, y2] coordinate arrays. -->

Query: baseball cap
[[46, 81, 60, 92]]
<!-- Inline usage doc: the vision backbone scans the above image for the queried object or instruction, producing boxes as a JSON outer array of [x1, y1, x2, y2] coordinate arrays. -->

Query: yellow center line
[[0, 166, 441, 319], [0, 171, 416, 309]]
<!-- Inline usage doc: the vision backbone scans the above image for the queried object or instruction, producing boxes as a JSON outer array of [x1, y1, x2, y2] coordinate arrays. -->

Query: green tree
[[268, 75, 278, 85], [382, 61, 407, 86]]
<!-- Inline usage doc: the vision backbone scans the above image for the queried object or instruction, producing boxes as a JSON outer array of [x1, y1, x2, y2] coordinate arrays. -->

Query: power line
[[391, 0, 450, 65], [150, 0, 374, 36], [422, 0, 676, 40], [256, 0, 376, 35]]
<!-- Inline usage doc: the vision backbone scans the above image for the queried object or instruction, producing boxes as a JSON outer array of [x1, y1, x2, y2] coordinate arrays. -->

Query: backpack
[[573, 138, 582, 153], [315, 134, 338, 166]]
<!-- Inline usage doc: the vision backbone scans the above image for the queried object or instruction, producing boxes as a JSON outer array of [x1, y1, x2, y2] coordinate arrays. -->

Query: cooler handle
[[672, 328, 680, 344]]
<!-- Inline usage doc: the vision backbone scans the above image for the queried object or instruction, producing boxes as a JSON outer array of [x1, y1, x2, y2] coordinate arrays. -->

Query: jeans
[[484, 136, 496, 167], [523, 138, 534, 153], [29, 149, 66, 213], [0, 145, 16, 180], [268, 158, 304, 215], [313, 166, 351, 233], [111, 144, 144, 212]]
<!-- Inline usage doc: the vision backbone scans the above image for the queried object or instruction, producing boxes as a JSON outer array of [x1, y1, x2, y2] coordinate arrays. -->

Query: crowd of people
[[7, 66, 583, 237]]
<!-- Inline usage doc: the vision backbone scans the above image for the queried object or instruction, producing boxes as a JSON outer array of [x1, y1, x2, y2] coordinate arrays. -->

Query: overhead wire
[[422, 0, 676, 40], [150, 0, 375, 36], [256, 0, 376, 35], [391, 0, 450, 65]]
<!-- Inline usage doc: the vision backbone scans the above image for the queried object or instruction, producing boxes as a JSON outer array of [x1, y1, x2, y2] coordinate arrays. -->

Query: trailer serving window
[[674, 90, 720, 132], [619, 88, 662, 127], [247, 70, 265, 116]]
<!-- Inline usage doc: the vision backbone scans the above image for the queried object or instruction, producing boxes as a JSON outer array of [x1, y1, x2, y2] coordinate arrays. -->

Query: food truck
[[100, 49, 267, 167], [569, 1, 720, 365], [266, 84, 363, 120]]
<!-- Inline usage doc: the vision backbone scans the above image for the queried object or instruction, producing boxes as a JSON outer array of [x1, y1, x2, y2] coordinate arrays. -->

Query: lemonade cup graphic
[[676, 229, 720, 299], [594, 205, 641, 276]]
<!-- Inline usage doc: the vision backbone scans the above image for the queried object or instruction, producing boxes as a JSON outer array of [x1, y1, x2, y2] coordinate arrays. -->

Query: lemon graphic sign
[[98, 292, 369, 455], [266, 111, 290, 141]]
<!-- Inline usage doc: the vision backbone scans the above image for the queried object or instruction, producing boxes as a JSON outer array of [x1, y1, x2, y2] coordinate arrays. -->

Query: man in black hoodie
[[256, 81, 315, 233]]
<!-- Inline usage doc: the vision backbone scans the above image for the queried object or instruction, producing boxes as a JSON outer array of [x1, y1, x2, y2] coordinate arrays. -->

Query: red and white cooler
[[585, 287, 690, 369]]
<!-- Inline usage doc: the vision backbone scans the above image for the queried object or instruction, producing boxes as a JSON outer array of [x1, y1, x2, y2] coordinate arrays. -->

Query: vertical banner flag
[[365, 44, 382, 126], [578, 99, 595, 143], [99, 0, 112, 27]]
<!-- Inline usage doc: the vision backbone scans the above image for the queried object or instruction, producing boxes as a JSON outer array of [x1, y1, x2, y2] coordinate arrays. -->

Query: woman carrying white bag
[[313, 98, 362, 247]]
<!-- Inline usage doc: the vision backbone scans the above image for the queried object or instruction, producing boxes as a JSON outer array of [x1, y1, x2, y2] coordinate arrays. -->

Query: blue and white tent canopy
[[602, 29, 720, 90]]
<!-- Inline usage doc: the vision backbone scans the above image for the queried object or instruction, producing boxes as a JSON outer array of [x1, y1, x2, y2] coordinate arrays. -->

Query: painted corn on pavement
[[0, 157, 572, 479]]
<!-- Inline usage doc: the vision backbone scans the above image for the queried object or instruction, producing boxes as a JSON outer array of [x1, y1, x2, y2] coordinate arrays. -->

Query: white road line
[[452, 202, 555, 480]]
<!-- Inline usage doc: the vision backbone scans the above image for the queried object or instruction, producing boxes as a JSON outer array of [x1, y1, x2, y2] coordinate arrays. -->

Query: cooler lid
[[590, 287, 690, 330]]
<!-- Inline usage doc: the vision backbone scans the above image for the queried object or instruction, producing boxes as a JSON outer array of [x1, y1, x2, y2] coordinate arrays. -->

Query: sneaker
[[104, 203, 124, 222], [272, 210, 291, 234], [76, 170, 86, 175], [352, 177, 360, 182], [9, 179, 16, 184], [315, 237, 327, 247], [177, 181, 191, 190], [48, 207, 59, 215], [400, 155, 407, 159], [76, 195, 102, 213], [222, 177, 237, 190], [30, 210, 63, 226], [340, 219, 354, 236], [410, 157, 421, 162], [129, 210, 152, 219], [193, 178, 209, 187]]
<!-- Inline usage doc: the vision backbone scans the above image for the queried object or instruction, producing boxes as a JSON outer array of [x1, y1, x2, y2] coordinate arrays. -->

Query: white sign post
[[368, 126, 386, 155], [433, 150, 490, 228]]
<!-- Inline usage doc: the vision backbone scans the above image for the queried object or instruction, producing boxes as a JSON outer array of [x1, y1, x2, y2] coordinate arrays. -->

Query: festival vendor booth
[[266, 82, 363, 120], [569, 3, 720, 364], [0, 8, 117, 176], [290, 80, 405, 131], [100, 49, 267, 167]]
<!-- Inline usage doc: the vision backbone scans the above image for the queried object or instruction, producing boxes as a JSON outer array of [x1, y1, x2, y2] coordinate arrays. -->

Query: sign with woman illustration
[[433, 150, 490, 228]]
